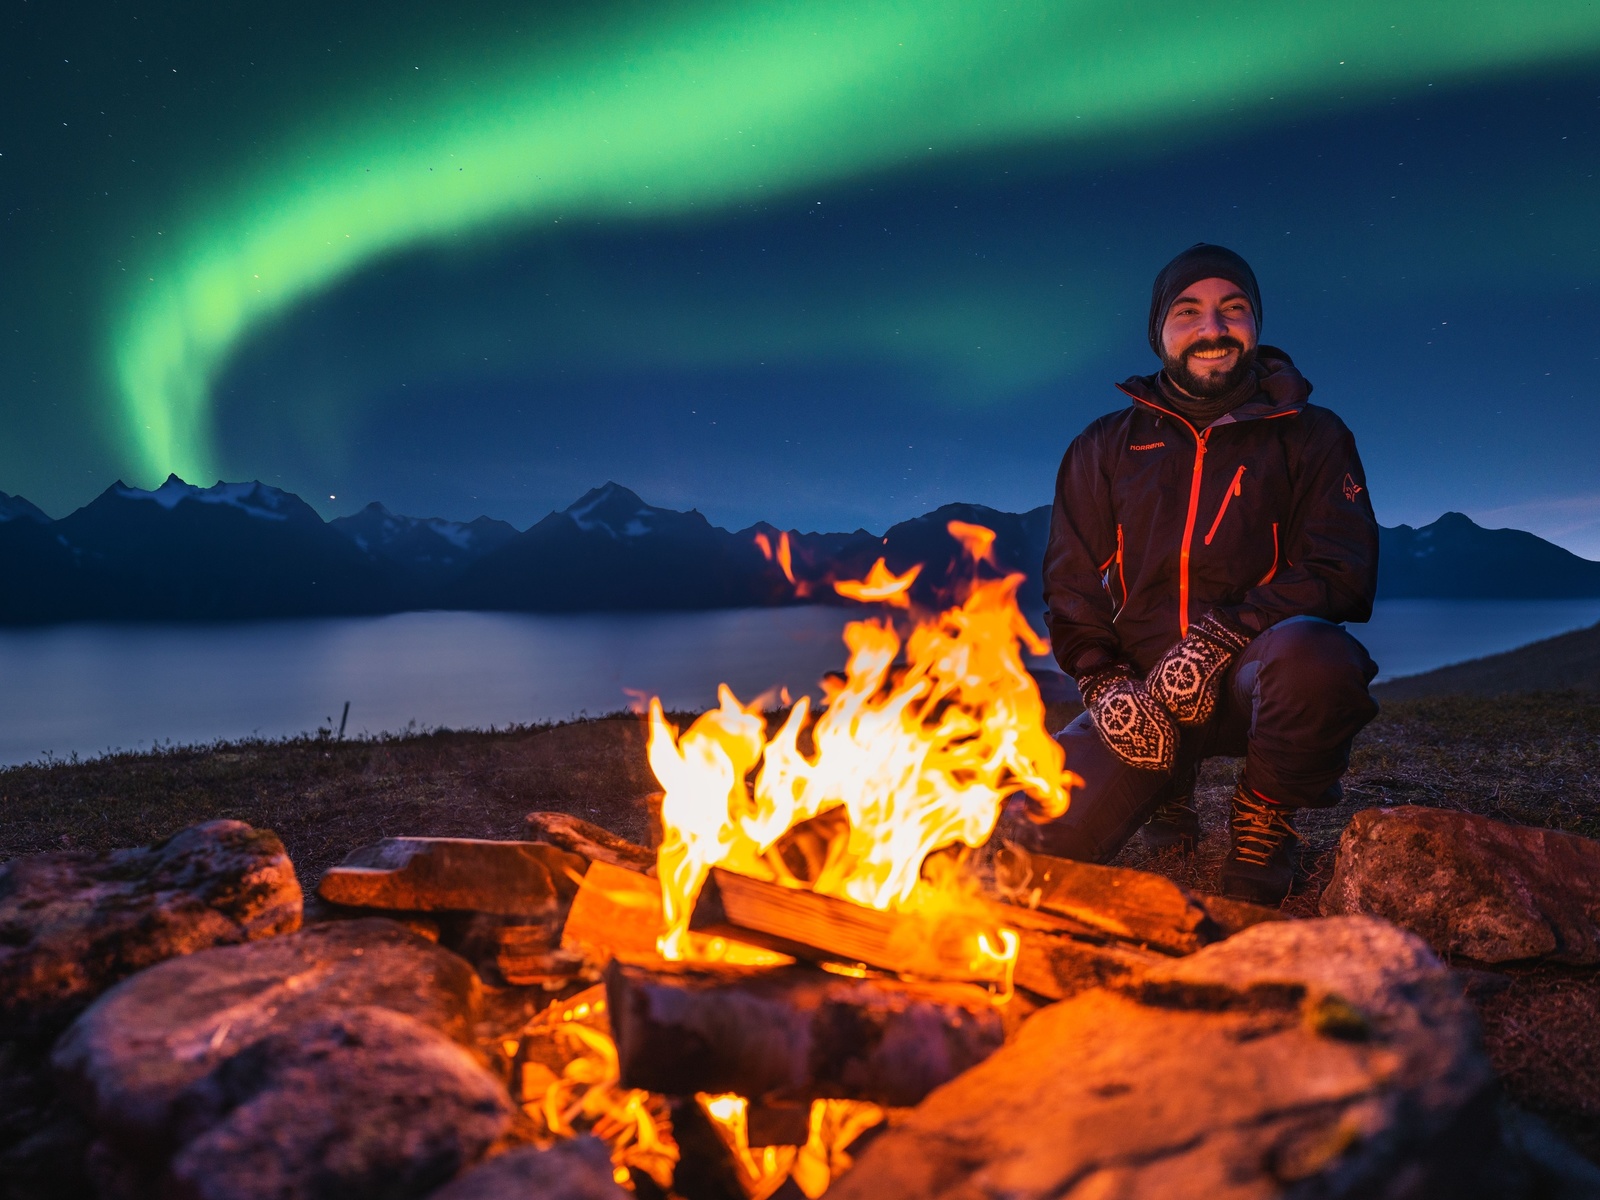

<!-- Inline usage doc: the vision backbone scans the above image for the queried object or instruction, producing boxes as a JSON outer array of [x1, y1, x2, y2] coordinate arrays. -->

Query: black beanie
[[1147, 243, 1262, 355]]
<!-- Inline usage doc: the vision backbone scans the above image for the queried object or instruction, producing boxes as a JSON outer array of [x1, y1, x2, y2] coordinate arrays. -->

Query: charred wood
[[689, 867, 1010, 986], [606, 960, 1003, 1107], [993, 848, 1221, 956], [525, 812, 657, 875]]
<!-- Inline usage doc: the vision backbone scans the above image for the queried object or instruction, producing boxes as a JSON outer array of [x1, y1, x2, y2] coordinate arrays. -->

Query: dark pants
[[1033, 617, 1379, 863]]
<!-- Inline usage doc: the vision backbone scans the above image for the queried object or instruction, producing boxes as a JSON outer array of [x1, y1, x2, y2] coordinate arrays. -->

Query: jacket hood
[[1118, 345, 1312, 422]]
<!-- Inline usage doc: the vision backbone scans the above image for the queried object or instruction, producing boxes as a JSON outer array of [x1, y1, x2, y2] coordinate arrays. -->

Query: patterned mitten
[[1078, 665, 1178, 772], [1146, 610, 1253, 726]]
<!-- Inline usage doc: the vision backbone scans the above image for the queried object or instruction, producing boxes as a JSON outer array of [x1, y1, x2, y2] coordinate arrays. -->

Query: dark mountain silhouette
[[1377, 512, 1600, 598], [449, 483, 798, 611], [0, 478, 1593, 624], [0, 489, 49, 524], [0, 476, 392, 622], [330, 502, 518, 595]]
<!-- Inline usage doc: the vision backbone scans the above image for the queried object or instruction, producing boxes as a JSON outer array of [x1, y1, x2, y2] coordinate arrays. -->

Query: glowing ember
[[516, 989, 887, 1196], [647, 523, 1079, 962], [515, 988, 677, 1189]]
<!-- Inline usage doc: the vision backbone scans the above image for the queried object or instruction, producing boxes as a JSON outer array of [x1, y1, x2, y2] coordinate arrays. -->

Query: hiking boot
[[1142, 793, 1200, 854], [1220, 783, 1299, 905]]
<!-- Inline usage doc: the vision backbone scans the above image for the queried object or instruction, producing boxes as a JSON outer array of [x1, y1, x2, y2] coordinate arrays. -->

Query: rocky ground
[[3, 690, 1599, 1168]]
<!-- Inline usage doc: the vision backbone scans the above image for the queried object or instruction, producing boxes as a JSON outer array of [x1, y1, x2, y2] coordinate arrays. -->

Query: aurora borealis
[[5, 1, 1600, 548]]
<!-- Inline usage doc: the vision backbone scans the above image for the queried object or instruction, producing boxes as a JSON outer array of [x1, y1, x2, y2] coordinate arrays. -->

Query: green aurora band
[[113, 0, 1600, 481]]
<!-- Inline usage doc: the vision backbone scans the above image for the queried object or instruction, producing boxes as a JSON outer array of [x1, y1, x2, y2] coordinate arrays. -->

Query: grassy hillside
[[1375, 621, 1600, 701]]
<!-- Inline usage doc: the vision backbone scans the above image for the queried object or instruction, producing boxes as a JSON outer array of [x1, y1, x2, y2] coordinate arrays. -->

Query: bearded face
[[1158, 278, 1260, 400], [1161, 335, 1258, 398]]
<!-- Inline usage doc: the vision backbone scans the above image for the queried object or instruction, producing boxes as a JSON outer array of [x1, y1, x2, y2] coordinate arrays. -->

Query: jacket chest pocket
[[1197, 463, 1282, 589], [1203, 465, 1246, 546]]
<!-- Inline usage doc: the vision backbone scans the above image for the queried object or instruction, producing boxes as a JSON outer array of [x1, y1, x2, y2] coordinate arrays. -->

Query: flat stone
[[53, 917, 480, 1161], [0, 819, 301, 1043], [164, 1005, 512, 1200], [318, 837, 587, 916], [829, 917, 1504, 1200], [430, 1139, 630, 1200], [525, 812, 657, 874], [1320, 807, 1600, 964]]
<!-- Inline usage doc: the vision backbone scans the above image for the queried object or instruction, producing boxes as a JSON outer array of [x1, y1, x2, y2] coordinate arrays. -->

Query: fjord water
[[1, 598, 1598, 768]]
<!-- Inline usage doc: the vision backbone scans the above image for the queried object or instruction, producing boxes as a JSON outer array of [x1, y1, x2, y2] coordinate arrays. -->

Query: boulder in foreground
[[165, 1005, 512, 1200], [53, 918, 481, 1168], [430, 1139, 630, 1200], [0, 819, 301, 1042], [829, 916, 1502, 1200], [1320, 806, 1600, 963]]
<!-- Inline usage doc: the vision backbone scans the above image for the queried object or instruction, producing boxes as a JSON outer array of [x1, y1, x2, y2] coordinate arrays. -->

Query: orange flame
[[647, 526, 1077, 962], [946, 519, 997, 566], [755, 530, 797, 586], [517, 988, 885, 1195], [515, 988, 677, 1189], [831, 558, 920, 607]]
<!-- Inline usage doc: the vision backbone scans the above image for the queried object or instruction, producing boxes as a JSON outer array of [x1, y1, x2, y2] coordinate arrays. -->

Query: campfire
[[508, 523, 1082, 1195], [14, 517, 1506, 1199]]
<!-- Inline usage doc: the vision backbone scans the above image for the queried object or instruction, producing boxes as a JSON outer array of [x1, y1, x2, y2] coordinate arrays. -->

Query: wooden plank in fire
[[689, 867, 1009, 986], [524, 811, 657, 874], [606, 959, 1003, 1107], [994, 848, 1224, 956], [561, 859, 670, 966]]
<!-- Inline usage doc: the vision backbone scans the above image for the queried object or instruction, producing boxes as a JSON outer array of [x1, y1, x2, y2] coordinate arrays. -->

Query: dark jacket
[[1043, 348, 1378, 679]]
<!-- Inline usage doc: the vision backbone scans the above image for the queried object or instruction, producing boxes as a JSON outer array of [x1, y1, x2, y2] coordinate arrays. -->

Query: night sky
[[4, 2, 1599, 551]]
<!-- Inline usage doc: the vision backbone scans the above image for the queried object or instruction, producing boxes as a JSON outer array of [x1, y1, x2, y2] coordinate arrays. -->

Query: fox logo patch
[[1342, 473, 1364, 502]]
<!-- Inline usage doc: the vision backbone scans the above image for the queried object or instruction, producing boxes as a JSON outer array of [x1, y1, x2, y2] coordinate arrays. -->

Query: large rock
[[829, 917, 1505, 1200], [53, 918, 481, 1166], [1320, 807, 1600, 964], [430, 1139, 630, 1200], [164, 1006, 512, 1200], [0, 820, 301, 1042]]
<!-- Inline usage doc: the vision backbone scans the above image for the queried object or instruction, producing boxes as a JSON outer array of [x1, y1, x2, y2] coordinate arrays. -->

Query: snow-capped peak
[[563, 482, 658, 539], [112, 475, 293, 522]]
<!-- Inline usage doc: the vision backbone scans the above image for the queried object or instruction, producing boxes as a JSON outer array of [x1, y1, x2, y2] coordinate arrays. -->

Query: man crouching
[[1032, 243, 1379, 905]]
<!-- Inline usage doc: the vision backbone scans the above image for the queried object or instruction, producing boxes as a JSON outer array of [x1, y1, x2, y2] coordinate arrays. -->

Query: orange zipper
[[1135, 397, 1207, 637], [1116, 524, 1127, 613], [1257, 522, 1280, 586], [1203, 465, 1246, 546]]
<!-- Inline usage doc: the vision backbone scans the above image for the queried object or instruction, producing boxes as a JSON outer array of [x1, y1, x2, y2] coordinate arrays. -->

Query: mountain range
[[0, 476, 1596, 624]]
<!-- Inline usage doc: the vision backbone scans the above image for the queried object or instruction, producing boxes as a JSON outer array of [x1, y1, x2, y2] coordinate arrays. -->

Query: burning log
[[561, 860, 669, 965], [317, 838, 586, 917], [995, 850, 1284, 953], [525, 812, 657, 874], [994, 848, 1221, 956], [688, 867, 1012, 987], [606, 959, 1003, 1107]]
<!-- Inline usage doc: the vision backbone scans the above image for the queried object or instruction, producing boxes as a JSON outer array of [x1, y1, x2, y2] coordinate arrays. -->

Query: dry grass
[[0, 715, 664, 885]]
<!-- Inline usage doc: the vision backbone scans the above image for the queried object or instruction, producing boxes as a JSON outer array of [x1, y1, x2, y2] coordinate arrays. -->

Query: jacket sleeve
[[1042, 426, 1123, 677], [1221, 409, 1379, 632]]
